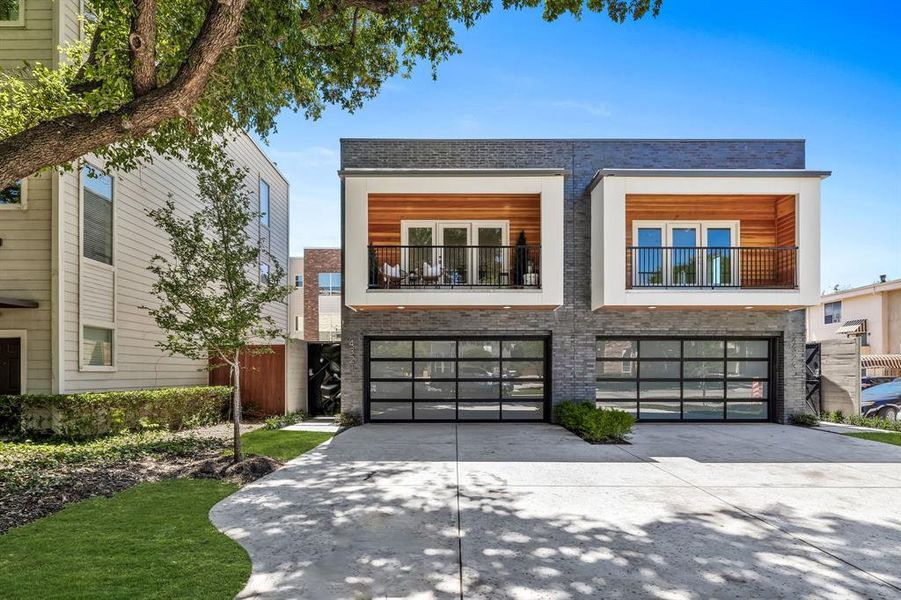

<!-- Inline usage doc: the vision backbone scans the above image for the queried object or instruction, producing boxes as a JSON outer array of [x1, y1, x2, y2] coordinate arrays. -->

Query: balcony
[[342, 170, 565, 309], [590, 170, 825, 309], [369, 244, 541, 289], [627, 246, 798, 289]]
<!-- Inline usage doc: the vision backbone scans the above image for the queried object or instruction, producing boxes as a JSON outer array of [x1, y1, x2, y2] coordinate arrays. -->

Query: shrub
[[0, 387, 231, 439], [262, 411, 310, 430], [335, 411, 362, 428], [554, 401, 634, 443], [788, 413, 819, 427]]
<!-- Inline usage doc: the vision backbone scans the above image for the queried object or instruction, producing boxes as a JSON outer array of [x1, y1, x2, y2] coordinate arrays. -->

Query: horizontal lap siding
[[0, 1, 53, 70], [0, 173, 53, 393], [368, 194, 541, 246], [63, 134, 289, 392]]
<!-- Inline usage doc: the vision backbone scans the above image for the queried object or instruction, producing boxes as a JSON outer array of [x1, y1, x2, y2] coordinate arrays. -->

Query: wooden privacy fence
[[209, 344, 285, 416]]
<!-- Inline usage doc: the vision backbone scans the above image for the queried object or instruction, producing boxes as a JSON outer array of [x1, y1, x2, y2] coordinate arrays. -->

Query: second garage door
[[595, 337, 774, 421], [365, 336, 549, 422]]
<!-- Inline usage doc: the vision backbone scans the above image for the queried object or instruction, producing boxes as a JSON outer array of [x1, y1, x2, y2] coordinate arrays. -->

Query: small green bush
[[554, 401, 634, 443], [335, 411, 362, 428], [0, 387, 231, 439], [812, 410, 901, 432], [262, 411, 310, 430], [788, 413, 819, 427]]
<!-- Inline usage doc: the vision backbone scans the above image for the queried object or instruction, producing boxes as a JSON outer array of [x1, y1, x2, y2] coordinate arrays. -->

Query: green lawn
[[0, 427, 334, 599], [241, 428, 333, 461], [0, 479, 250, 599], [845, 431, 901, 446]]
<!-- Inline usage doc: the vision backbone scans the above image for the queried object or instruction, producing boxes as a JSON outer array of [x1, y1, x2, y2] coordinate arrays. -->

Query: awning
[[861, 354, 901, 370], [835, 319, 867, 335], [0, 297, 38, 309]]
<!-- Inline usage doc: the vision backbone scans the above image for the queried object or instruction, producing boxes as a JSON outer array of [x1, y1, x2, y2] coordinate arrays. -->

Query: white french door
[[438, 222, 471, 285], [633, 221, 738, 287], [401, 220, 509, 285]]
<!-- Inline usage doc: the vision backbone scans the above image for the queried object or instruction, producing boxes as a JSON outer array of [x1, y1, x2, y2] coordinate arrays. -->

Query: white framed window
[[824, 301, 842, 325], [0, 178, 26, 209], [631, 220, 740, 287], [259, 179, 270, 228], [318, 272, 341, 295], [295, 274, 303, 288], [0, 1, 25, 27], [82, 165, 114, 265], [82, 326, 114, 368], [260, 261, 270, 283], [399, 220, 511, 286]]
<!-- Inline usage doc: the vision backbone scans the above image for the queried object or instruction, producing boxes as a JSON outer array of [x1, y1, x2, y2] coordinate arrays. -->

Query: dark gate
[[308, 343, 341, 416], [805, 342, 822, 414]]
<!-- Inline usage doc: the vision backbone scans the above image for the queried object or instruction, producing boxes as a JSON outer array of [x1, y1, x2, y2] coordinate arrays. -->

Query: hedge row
[[555, 401, 634, 443], [0, 386, 232, 439]]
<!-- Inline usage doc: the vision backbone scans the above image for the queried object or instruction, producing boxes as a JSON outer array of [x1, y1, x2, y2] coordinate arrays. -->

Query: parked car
[[861, 376, 896, 390], [860, 380, 901, 420]]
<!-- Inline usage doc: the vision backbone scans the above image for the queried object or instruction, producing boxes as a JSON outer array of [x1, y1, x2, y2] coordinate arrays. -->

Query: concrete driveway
[[211, 423, 901, 599]]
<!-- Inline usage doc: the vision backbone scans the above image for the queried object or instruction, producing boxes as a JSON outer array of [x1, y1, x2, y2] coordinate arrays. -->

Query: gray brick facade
[[340, 139, 809, 423]]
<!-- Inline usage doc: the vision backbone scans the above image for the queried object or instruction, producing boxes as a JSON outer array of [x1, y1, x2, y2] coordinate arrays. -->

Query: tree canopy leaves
[[0, 0, 661, 186]]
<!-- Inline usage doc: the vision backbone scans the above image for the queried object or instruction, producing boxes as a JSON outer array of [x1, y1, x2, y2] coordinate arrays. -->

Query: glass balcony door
[[633, 221, 738, 287], [401, 220, 510, 286], [438, 223, 471, 285]]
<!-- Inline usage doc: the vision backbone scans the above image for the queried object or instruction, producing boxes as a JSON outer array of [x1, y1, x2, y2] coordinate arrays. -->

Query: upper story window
[[824, 301, 842, 325], [260, 261, 270, 283], [319, 272, 341, 295], [259, 179, 270, 228], [82, 165, 114, 265], [0, 1, 25, 27], [0, 180, 25, 206], [295, 274, 303, 288]]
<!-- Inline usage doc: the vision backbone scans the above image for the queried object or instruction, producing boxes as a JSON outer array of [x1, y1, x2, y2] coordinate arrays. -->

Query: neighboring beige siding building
[[287, 257, 304, 339], [807, 277, 901, 356], [0, 2, 289, 395]]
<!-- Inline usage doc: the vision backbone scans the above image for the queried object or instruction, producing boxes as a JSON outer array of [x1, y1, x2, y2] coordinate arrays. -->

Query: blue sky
[[262, 0, 901, 291]]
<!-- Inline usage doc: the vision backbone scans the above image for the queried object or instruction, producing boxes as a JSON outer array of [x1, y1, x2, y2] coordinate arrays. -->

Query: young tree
[[146, 156, 292, 462], [0, 0, 662, 188]]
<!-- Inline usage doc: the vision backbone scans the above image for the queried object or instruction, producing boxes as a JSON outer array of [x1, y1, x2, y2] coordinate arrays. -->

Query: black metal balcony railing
[[369, 245, 541, 289], [627, 246, 798, 289]]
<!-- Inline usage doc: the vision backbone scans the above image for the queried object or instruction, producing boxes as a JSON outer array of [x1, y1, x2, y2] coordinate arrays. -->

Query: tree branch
[[129, 0, 158, 97], [0, 0, 249, 188]]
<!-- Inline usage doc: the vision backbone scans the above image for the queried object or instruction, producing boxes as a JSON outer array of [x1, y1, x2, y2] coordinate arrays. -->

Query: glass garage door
[[595, 337, 773, 421], [366, 337, 549, 422]]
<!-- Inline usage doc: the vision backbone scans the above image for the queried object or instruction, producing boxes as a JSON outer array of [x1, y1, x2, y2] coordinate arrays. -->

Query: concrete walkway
[[210, 423, 901, 599]]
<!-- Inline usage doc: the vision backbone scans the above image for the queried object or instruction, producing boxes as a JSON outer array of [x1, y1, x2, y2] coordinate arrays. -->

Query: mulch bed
[[0, 436, 280, 534]]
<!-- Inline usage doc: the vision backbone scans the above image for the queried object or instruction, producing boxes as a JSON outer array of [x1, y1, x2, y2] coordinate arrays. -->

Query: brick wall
[[340, 139, 809, 422], [303, 249, 342, 341]]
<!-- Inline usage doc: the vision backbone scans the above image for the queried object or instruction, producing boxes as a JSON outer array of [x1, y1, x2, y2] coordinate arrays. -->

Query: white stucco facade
[[591, 172, 824, 310], [343, 172, 565, 309]]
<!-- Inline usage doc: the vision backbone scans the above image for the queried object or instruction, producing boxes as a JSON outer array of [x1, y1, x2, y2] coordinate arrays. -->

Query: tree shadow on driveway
[[210, 423, 901, 599]]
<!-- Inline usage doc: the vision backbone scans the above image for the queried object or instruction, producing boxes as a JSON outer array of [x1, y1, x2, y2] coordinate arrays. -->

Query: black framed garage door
[[365, 336, 550, 422], [595, 337, 774, 422]]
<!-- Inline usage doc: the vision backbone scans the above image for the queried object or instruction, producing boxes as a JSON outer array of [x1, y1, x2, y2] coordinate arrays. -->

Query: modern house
[[0, 1, 290, 398], [807, 276, 901, 376], [341, 139, 828, 423]]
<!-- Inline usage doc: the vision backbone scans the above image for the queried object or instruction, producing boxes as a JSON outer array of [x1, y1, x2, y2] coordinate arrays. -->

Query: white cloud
[[550, 100, 613, 117]]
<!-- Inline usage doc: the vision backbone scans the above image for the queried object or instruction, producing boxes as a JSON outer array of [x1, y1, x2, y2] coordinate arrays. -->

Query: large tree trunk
[[232, 350, 243, 463], [0, 0, 249, 189]]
